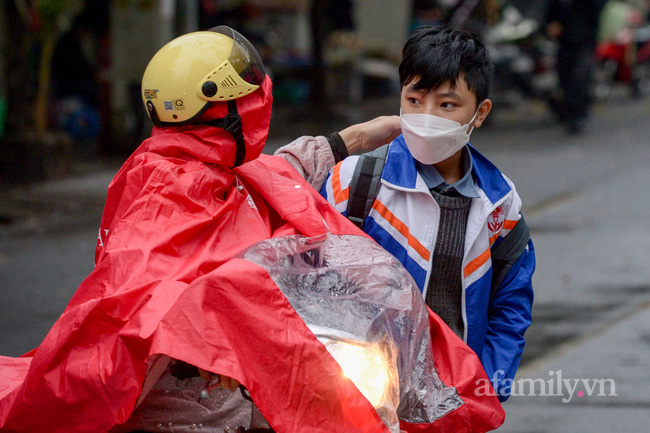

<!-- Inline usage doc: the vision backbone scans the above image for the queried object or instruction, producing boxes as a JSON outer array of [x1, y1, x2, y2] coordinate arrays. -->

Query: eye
[[407, 97, 421, 106], [441, 101, 457, 109]]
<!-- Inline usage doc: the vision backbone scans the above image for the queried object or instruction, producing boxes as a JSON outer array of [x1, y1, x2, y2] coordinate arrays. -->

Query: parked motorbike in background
[[594, 1, 650, 100], [484, 5, 561, 117], [486, 2, 650, 114]]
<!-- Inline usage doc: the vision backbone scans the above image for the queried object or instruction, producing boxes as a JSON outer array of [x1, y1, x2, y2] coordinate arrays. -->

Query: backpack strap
[[346, 144, 389, 229], [490, 215, 530, 300]]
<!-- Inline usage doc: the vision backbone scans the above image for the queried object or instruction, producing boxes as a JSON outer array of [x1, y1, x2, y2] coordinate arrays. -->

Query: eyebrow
[[405, 84, 462, 100], [405, 84, 425, 94], [433, 89, 462, 100]]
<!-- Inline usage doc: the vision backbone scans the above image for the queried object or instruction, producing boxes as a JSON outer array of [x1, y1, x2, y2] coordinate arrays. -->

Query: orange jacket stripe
[[503, 219, 518, 230], [373, 201, 431, 262], [331, 164, 350, 204], [464, 247, 491, 278]]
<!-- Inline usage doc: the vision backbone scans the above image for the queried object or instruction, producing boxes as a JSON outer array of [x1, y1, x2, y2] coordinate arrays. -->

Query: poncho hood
[[148, 75, 273, 167]]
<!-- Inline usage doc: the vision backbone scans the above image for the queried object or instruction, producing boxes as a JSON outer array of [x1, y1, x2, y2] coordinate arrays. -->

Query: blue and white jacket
[[321, 135, 535, 400]]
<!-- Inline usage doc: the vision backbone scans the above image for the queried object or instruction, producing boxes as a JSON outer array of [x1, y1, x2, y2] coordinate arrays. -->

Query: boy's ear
[[473, 99, 492, 128]]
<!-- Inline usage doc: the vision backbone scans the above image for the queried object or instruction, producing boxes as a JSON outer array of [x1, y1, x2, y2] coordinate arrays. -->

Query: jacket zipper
[[460, 194, 511, 342]]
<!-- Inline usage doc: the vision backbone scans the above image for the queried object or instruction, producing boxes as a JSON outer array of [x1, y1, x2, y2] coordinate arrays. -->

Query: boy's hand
[[198, 367, 241, 392], [338, 115, 401, 154]]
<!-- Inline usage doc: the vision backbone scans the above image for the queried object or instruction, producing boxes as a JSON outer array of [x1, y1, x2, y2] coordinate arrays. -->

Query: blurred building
[[109, 0, 410, 144], [0, 0, 410, 171]]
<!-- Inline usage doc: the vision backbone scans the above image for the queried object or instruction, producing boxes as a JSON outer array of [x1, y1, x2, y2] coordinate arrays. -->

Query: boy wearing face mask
[[276, 25, 535, 402]]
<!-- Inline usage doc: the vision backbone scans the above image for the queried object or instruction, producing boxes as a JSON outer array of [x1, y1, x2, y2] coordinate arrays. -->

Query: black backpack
[[345, 144, 389, 229], [345, 144, 530, 295]]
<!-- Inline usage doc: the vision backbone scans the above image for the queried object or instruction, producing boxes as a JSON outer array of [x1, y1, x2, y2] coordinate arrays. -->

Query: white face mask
[[400, 106, 481, 164]]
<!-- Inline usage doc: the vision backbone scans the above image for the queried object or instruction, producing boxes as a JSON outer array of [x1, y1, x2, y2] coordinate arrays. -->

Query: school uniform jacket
[[321, 135, 536, 400]]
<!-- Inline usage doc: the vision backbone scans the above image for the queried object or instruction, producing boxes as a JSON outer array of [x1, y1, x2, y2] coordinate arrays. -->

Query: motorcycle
[[0, 231, 503, 433], [594, 22, 650, 100], [485, 5, 560, 113], [118, 233, 501, 433]]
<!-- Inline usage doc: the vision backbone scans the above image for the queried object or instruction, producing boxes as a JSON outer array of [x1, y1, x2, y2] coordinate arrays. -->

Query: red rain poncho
[[0, 76, 504, 432]]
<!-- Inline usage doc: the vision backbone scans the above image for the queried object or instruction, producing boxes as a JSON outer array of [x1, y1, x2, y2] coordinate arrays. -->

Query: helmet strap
[[146, 100, 163, 127], [205, 100, 246, 168]]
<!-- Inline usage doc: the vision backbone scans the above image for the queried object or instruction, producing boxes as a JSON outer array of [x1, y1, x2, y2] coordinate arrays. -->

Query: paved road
[[1, 88, 649, 431], [484, 95, 650, 431]]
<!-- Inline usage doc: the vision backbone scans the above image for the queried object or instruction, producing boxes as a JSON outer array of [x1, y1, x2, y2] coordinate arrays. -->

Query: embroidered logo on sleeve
[[488, 205, 505, 235]]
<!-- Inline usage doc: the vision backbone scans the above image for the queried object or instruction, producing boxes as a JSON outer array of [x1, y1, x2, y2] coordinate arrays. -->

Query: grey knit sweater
[[424, 189, 472, 338]]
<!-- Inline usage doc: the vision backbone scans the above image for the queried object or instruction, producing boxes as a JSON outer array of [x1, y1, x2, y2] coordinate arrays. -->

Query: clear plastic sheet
[[240, 234, 464, 430]]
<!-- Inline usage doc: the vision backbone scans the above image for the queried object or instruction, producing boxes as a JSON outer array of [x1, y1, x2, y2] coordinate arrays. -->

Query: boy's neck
[[432, 150, 464, 184]]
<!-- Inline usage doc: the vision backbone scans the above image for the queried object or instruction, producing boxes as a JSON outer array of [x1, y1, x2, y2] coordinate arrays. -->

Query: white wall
[[110, 1, 168, 134], [107, 0, 411, 135], [354, 0, 410, 59], [110, 0, 203, 135]]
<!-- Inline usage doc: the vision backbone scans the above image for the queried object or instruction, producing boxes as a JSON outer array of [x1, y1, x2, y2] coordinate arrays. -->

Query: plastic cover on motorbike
[[239, 233, 463, 432]]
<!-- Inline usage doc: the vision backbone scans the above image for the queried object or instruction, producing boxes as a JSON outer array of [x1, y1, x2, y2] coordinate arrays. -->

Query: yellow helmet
[[141, 26, 266, 126]]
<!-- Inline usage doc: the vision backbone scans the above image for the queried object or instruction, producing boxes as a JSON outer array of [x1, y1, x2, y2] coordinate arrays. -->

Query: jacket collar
[[383, 135, 511, 205]]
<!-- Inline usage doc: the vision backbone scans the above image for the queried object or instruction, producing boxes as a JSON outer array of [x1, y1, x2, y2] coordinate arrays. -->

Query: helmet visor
[[210, 26, 266, 87]]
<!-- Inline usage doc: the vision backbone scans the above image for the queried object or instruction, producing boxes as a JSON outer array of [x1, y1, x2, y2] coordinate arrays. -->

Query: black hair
[[399, 25, 493, 105]]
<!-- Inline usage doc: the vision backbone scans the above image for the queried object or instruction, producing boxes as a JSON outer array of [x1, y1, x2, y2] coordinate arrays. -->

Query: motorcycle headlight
[[324, 339, 393, 408], [308, 325, 400, 432]]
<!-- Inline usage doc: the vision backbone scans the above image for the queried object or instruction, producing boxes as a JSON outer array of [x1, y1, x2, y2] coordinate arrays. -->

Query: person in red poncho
[[0, 26, 504, 433]]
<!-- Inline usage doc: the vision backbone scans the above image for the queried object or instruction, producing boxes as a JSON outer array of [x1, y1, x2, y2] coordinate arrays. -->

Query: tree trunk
[[35, 30, 56, 133]]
